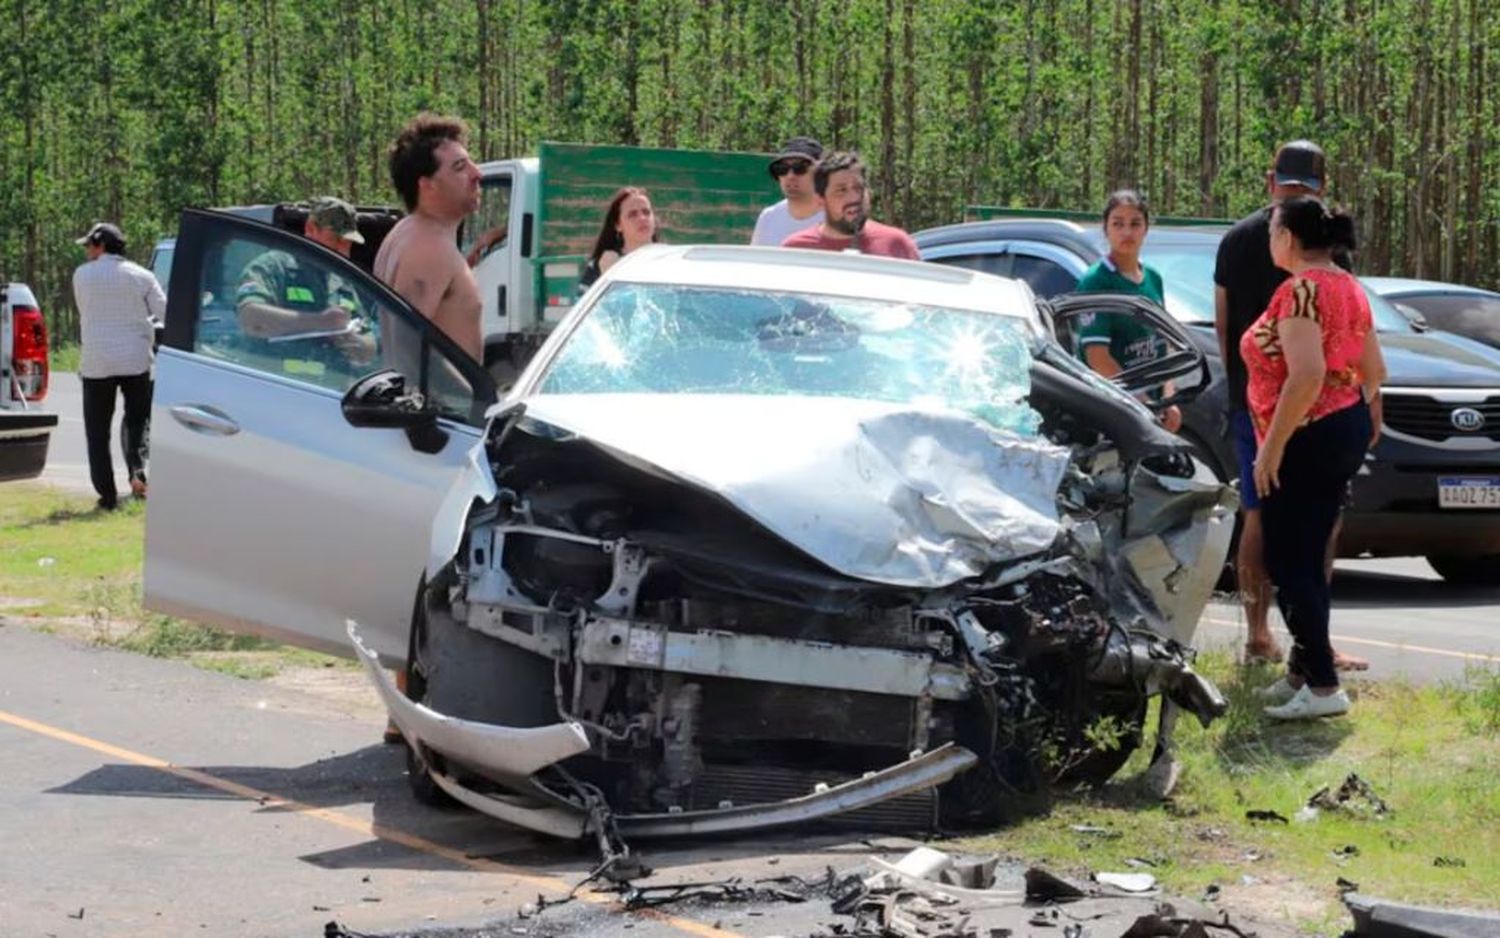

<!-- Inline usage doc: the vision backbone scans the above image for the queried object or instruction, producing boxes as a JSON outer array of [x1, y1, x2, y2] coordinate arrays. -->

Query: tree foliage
[[2, 0, 1496, 342]]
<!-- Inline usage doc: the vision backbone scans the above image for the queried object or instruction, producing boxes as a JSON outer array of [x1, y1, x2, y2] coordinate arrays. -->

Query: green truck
[[468, 141, 779, 383]]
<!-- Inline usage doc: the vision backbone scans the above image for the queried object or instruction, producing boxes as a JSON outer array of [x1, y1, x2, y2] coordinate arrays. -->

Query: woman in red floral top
[[1240, 196, 1386, 721]]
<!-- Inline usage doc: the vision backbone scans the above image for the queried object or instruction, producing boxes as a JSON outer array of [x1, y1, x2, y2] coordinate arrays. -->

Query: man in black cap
[[72, 221, 165, 509], [1213, 140, 1368, 671], [751, 136, 825, 246]]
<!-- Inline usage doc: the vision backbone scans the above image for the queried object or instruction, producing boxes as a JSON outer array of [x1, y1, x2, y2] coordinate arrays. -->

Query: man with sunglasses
[[751, 136, 825, 246]]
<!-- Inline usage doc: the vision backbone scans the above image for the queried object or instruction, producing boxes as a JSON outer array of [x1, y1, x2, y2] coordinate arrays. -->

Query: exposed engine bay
[[354, 344, 1235, 842]]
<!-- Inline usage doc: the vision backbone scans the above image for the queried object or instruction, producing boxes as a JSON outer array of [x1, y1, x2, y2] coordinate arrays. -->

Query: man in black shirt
[[1213, 140, 1368, 671]]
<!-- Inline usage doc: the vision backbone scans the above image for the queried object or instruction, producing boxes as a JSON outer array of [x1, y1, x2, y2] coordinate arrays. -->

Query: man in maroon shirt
[[781, 152, 920, 259]]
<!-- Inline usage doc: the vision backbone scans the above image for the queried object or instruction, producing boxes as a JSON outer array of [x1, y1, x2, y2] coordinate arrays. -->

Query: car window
[[929, 252, 1012, 278], [1010, 254, 1078, 298], [150, 243, 175, 290], [1395, 293, 1500, 344], [1141, 241, 1412, 332], [462, 175, 512, 260], [191, 228, 479, 423], [540, 283, 1043, 436]]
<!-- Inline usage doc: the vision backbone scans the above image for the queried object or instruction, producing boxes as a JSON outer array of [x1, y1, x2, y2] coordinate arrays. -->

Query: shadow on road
[[44, 746, 899, 877], [1331, 568, 1500, 610]]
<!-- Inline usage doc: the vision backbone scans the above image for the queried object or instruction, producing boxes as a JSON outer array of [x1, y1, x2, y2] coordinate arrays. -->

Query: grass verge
[[955, 652, 1500, 931], [0, 483, 349, 678]]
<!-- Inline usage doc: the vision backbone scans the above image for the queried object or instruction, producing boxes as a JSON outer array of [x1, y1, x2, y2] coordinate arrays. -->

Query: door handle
[[169, 404, 241, 436]]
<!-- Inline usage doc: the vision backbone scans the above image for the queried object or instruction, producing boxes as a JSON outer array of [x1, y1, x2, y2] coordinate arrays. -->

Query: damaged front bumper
[[350, 621, 977, 839]]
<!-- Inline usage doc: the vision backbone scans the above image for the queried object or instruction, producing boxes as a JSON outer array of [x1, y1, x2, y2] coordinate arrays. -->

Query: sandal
[[1243, 642, 1285, 665], [1334, 651, 1370, 672]]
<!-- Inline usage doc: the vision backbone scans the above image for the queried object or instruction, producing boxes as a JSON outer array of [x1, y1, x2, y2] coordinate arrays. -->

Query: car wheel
[[1426, 553, 1499, 586], [403, 583, 459, 809], [1053, 694, 1148, 789]]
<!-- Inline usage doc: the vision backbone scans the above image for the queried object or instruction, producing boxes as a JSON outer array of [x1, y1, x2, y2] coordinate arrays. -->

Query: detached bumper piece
[[350, 621, 977, 839]]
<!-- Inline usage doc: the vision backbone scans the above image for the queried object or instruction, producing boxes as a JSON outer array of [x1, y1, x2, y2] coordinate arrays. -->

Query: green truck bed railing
[[538, 142, 781, 258]]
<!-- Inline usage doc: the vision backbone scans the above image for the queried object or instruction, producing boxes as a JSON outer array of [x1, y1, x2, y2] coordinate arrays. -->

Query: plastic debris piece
[[1096, 871, 1158, 893], [890, 846, 956, 880], [1026, 866, 1089, 902], [1245, 809, 1289, 824], [1308, 773, 1391, 817], [1070, 824, 1120, 838]]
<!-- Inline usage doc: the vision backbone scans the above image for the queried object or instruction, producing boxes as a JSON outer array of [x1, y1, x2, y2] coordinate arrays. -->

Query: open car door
[[1046, 292, 1210, 412], [144, 209, 496, 663]]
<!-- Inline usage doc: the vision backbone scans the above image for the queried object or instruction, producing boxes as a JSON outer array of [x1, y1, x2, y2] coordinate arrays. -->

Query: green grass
[[49, 343, 82, 374], [0, 483, 343, 678], [955, 652, 1500, 927]]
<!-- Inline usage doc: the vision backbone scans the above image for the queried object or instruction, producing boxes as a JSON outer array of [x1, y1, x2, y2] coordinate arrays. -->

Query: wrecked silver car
[[345, 246, 1234, 840]]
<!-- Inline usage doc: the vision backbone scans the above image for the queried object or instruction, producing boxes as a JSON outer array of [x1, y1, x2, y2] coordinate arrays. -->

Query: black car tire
[[1426, 553, 1499, 586], [403, 581, 459, 809]]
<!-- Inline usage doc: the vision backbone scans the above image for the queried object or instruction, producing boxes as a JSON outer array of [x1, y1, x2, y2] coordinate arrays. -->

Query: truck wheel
[[484, 347, 521, 393], [1426, 553, 1498, 586]]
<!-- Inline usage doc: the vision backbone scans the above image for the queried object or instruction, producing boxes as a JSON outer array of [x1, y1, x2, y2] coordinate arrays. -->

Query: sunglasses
[[771, 160, 812, 178]]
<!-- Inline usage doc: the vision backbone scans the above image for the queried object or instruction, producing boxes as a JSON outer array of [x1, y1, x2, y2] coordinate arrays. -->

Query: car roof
[[1362, 276, 1500, 298], [604, 244, 1042, 323], [913, 218, 1225, 256]]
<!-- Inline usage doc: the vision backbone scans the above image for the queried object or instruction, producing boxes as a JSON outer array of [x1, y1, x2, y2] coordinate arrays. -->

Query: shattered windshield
[[538, 283, 1043, 435]]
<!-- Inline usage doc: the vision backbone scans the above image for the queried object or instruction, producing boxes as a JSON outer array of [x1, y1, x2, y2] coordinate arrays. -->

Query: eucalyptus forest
[[1, 0, 1495, 342]]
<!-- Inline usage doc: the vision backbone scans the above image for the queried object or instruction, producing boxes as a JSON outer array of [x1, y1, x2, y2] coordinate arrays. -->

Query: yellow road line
[[1200, 615, 1500, 665], [0, 707, 742, 938]]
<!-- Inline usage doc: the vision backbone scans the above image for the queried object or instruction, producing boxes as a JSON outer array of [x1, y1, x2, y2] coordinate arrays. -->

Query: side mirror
[[1394, 302, 1430, 331], [341, 369, 449, 454]]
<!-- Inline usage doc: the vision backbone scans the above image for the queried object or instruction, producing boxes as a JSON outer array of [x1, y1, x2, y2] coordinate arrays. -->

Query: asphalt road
[[0, 625, 1304, 938], [37, 371, 134, 496]]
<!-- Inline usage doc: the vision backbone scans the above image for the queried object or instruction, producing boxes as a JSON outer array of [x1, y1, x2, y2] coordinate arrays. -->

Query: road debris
[[1094, 872, 1158, 893], [1068, 824, 1121, 839], [1307, 773, 1391, 818], [1343, 891, 1500, 937], [1244, 809, 1289, 824]]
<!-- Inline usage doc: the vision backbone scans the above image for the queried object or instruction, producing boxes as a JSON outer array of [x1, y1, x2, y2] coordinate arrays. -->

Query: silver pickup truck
[[0, 282, 58, 482]]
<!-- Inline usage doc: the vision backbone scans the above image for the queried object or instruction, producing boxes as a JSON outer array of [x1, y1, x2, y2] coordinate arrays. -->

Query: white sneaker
[[1264, 685, 1350, 720], [1255, 677, 1299, 705]]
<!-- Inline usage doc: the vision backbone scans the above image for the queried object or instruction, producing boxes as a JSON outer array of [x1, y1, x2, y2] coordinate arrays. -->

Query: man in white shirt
[[750, 136, 826, 246], [72, 222, 165, 509]]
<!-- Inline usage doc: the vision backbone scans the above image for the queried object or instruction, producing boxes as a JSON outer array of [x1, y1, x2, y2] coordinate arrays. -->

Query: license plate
[[1438, 476, 1500, 509]]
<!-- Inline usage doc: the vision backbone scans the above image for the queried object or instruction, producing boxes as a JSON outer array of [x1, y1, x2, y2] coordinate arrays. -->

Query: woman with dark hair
[[1074, 189, 1181, 432], [577, 187, 659, 293], [1245, 196, 1386, 720]]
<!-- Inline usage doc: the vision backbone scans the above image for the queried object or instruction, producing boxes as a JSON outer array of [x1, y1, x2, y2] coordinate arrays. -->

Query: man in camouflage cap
[[235, 196, 374, 363]]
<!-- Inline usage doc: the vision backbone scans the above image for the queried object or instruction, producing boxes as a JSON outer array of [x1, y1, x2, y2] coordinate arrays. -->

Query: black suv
[[916, 219, 1500, 585]]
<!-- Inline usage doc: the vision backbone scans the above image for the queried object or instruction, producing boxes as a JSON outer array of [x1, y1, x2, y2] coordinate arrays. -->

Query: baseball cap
[[308, 196, 366, 244], [1272, 140, 1326, 191], [75, 222, 126, 250], [769, 136, 824, 176]]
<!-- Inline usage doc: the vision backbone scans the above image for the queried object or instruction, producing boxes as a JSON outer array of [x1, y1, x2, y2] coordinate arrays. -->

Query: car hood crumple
[[514, 394, 1072, 590]]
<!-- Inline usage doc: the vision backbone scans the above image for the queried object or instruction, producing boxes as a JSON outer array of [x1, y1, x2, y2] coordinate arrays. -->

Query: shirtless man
[[374, 114, 484, 362]]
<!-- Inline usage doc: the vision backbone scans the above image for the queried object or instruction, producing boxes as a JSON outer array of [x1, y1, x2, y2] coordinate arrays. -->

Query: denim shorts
[[1230, 409, 1260, 510]]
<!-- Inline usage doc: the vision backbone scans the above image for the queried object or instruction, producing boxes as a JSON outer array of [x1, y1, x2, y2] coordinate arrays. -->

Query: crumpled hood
[[513, 394, 1071, 589]]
